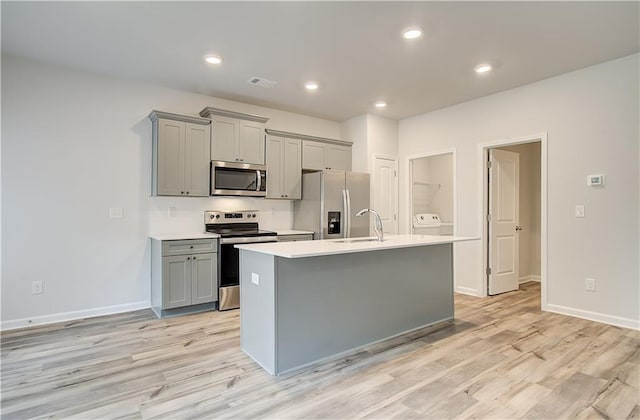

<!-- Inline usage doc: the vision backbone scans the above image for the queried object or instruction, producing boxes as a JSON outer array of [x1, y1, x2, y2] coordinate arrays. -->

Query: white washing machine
[[412, 213, 454, 236]]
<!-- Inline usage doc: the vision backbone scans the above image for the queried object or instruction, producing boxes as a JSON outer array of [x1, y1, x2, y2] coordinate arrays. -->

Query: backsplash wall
[[149, 196, 294, 234]]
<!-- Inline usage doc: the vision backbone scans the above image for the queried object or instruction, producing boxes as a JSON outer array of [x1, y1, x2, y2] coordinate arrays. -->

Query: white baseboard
[[455, 286, 480, 296], [1, 301, 151, 331], [519, 275, 541, 284], [546, 304, 640, 331]]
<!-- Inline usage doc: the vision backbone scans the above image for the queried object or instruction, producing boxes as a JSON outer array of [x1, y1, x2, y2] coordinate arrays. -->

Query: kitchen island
[[236, 234, 476, 375]]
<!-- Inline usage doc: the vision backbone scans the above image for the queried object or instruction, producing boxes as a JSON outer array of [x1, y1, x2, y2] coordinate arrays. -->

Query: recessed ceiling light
[[474, 63, 492, 73], [304, 81, 319, 91], [205, 55, 222, 65], [374, 101, 387, 108], [403, 28, 422, 40]]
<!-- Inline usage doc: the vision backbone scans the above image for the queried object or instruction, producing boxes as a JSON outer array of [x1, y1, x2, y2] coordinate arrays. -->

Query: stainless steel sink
[[333, 238, 384, 243]]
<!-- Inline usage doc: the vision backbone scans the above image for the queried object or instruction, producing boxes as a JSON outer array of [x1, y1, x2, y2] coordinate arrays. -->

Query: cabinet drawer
[[162, 239, 217, 256]]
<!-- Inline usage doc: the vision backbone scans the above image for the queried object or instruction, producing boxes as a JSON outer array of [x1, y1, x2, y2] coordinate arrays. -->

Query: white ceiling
[[2, 1, 638, 121]]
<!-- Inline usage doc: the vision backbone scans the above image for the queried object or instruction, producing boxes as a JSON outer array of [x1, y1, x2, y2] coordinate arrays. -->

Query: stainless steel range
[[205, 210, 277, 311]]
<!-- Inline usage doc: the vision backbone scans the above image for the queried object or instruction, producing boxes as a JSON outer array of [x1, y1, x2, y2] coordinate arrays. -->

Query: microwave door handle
[[256, 170, 262, 192]]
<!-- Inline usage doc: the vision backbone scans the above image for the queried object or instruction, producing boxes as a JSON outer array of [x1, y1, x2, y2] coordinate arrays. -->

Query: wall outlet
[[251, 272, 259, 285], [585, 278, 596, 292], [109, 208, 123, 219], [575, 205, 585, 218], [32, 281, 43, 294]]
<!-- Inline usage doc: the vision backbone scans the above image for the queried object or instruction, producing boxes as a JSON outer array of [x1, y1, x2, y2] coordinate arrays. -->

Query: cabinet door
[[302, 140, 326, 170], [191, 253, 217, 305], [211, 115, 238, 162], [157, 119, 185, 196], [162, 255, 191, 309], [283, 138, 302, 199], [326, 144, 351, 171], [184, 123, 211, 197], [238, 120, 265, 164], [265, 135, 284, 199]]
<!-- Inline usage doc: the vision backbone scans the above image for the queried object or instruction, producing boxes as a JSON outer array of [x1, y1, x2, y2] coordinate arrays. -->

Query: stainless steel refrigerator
[[293, 170, 370, 240]]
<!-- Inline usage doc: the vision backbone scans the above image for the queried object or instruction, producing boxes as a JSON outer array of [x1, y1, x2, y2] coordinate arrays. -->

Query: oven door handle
[[220, 236, 278, 245]]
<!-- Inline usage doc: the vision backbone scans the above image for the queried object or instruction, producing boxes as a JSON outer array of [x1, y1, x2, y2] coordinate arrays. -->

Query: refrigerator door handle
[[346, 189, 352, 238]]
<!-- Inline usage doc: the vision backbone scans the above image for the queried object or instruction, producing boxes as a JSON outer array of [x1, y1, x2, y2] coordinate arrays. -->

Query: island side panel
[[275, 243, 453, 374], [239, 250, 277, 375]]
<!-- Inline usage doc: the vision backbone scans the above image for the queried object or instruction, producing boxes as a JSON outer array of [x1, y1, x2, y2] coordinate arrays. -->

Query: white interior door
[[373, 156, 398, 234], [488, 149, 520, 295]]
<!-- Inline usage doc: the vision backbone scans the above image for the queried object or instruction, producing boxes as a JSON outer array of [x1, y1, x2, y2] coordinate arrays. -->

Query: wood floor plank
[[2, 282, 638, 419]]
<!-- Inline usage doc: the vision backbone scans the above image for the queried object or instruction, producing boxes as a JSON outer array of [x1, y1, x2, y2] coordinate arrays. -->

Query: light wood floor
[[2, 282, 638, 419]]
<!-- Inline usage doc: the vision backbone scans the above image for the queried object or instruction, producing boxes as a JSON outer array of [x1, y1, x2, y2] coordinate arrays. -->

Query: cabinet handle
[[192, 257, 196, 260], [186, 191, 189, 195], [187, 257, 191, 260], [181, 191, 184, 194], [190, 246, 194, 249]]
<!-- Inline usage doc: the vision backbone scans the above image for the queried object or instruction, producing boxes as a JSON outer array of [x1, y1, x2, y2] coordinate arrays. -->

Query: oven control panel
[[204, 210, 259, 224]]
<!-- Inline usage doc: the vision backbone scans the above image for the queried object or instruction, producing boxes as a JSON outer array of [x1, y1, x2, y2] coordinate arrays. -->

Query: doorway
[[408, 151, 456, 236], [482, 134, 546, 303]]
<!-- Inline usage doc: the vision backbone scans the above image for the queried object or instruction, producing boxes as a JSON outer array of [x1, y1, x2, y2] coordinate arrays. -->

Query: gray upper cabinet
[[149, 111, 211, 197], [302, 141, 326, 171], [200, 107, 269, 165], [326, 144, 352, 171], [266, 135, 302, 199], [302, 140, 352, 171], [210, 115, 237, 163]]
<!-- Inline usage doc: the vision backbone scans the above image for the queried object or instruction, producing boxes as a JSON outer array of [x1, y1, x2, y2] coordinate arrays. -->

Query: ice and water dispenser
[[328, 211, 341, 234]]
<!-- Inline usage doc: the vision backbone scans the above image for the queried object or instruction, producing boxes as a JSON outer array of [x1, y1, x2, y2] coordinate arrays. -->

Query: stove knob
[[216, 214, 220, 219], [209, 215, 214, 219], [252, 213, 257, 218]]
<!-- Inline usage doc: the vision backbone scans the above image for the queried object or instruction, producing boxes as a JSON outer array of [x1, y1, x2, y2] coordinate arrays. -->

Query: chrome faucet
[[355, 208, 384, 242]]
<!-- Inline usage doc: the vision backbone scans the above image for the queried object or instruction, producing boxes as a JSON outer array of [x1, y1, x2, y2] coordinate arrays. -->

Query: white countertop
[[149, 232, 220, 241], [236, 234, 478, 258], [274, 229, 315, 236]]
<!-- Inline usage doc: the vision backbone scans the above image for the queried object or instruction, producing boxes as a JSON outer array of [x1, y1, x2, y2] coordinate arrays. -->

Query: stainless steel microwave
[[210, 161, 267, 197]]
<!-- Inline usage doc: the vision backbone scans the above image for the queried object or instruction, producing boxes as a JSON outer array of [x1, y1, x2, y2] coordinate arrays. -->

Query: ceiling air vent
[[248, 77, 277, 88]]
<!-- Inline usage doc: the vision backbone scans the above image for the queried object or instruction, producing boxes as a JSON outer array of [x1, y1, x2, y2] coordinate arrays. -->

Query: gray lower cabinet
[[151, 238, 218, 317]]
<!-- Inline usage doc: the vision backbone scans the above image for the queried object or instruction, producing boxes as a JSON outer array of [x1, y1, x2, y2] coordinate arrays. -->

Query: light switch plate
[[575, 205, 585, 218], [251, 272, 259, 285], [587, 174, 605, 187], [109, 208, 123, 219]]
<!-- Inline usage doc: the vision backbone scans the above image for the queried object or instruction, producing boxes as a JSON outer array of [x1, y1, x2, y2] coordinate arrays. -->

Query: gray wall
[[399, 54, 639, 328], [1, 55, 341, 327]]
